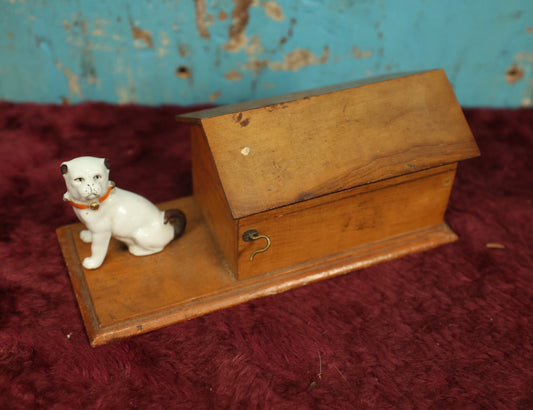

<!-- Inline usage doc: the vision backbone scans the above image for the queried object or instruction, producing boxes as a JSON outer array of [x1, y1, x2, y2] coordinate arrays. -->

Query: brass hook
[[242, 229, 271, 261]]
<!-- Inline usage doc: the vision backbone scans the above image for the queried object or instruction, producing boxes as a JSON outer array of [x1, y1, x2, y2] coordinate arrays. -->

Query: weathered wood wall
[[0, 0, 531, 107]]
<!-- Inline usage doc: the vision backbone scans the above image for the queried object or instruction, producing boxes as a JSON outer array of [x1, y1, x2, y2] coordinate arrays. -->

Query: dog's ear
[[104, 158, 110, 170], [61, 163, 68, 175]]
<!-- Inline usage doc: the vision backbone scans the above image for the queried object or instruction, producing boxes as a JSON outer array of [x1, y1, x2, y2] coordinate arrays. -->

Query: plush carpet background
[[0, 103, 531, 409]]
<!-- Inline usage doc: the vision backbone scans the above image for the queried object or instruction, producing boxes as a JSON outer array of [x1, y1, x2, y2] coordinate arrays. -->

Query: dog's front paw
[[82, 256, 103, 270], [80, 230, 92, 243]]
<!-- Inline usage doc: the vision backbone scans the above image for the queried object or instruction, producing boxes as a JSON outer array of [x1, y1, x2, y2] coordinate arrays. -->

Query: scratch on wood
[[231, 113, 251, 127]]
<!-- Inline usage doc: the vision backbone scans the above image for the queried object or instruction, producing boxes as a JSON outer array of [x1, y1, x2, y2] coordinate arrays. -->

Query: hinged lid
[[178, 69, 479, 219]]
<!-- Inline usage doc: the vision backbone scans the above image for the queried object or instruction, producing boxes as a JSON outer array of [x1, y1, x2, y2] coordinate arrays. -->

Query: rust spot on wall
[[209, 91, 222, 101], [224, 0, 254, 52], [288, 18, 296, 36], [194, 0, 211, 39], [56, 62, 82, 98], [514, 51, 533, 64], [219, 10, 228, 21], [178, 44, 190, 57], [262, 1, 284, 21], [225, 70, 243, 81], [160, 32, 170, 47], [66, 16, 87, 36], [176, 66, 191, 79], [6, 32, 14, 51], [506, 64, 524, 84], [130, 22, 154, 48], [352, 46, 373, 59], [269, 47, 330, 71], [527, 27, 533, 34], [91, 18, 109, 37], [245, 36, 263, 55], [279, 18, 296, 46], [243, 58, 269, 74], [522, 79, 533, 107]]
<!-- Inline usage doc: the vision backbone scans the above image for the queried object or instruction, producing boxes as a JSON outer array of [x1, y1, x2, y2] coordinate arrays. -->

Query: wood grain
[[57, 196, 458, 347], [236, 164, 456, 279], [179, 69, 479, 218], [191, 124, 238, 274]]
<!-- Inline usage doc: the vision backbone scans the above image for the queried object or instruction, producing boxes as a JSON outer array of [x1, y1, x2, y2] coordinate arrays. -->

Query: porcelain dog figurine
[[61, 156, 186, 269]]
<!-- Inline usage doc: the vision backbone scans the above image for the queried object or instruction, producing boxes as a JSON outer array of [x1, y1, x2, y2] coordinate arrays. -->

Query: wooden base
[[57, 196, 458, 347]]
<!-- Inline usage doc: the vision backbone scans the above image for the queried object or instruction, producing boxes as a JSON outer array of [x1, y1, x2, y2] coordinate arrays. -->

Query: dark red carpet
[[0, 102, 531, 409]]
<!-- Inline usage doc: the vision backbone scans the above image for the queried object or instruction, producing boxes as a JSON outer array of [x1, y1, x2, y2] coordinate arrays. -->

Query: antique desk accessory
[[57, 69, 480, 346]]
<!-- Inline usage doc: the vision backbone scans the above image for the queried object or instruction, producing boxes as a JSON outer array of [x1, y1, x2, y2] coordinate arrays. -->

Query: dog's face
[[61, 156, 110, 202]]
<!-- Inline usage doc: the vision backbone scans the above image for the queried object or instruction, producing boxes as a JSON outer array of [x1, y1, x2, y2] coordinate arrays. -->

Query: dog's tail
[[164, 209, 187, 240]]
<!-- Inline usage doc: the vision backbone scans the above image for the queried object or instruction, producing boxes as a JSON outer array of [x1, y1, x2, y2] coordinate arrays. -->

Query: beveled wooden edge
[[57, 211, 457, 347], [56, 226, 100, 343], [175, 70, 428, 122]]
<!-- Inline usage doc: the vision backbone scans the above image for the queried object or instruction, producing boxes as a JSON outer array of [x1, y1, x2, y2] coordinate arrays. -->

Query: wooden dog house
[[57, 69, 479, 346], [178, 69, 479, 280]]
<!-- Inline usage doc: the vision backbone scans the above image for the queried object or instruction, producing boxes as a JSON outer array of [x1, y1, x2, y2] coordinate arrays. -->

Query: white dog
[[61, 156, 186, 269]]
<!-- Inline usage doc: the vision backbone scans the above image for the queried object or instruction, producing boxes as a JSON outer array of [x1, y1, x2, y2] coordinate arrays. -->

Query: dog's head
[[61, 156, 111, 202]]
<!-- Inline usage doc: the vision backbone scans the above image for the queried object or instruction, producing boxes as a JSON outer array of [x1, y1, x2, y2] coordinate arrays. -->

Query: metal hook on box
[[242, 229, 271, 261]]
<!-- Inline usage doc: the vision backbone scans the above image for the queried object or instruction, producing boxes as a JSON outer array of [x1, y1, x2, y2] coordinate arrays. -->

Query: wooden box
[[58, 69, 480, 346], [178, 69, 480, 280]]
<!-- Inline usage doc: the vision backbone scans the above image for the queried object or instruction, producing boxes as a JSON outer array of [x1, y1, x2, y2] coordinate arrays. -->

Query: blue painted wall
[[0, 0, 531, 107]]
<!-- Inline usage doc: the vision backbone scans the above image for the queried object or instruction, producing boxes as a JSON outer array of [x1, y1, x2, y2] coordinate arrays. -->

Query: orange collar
[[65, 184, 115, 210]]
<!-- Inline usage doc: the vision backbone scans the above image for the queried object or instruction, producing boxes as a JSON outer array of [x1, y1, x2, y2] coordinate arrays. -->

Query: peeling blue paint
[[0, 0, 531, 107]]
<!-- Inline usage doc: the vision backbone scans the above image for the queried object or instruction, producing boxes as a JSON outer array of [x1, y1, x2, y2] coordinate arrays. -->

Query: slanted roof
[[178, 69, 480, 219]]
